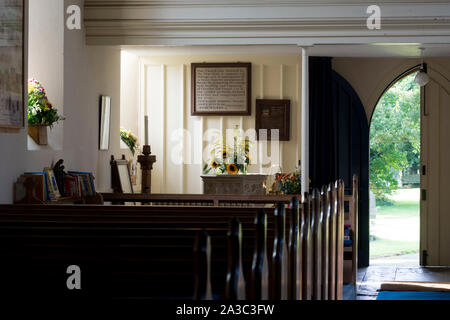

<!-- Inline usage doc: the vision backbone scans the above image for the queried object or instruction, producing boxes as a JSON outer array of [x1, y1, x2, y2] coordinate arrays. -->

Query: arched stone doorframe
[[368, 59, 450, 123], [366, 58, 450, 266]]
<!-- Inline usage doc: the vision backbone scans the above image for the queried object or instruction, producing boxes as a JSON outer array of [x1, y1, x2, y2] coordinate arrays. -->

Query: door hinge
[[421, 189, 427, 201], [422, 165, 426, 175], [422, 250, 428, 266]]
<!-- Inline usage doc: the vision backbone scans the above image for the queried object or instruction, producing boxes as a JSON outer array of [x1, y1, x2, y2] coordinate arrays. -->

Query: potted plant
[[27, 78, 65, 145], [274, 168, 302, 195]]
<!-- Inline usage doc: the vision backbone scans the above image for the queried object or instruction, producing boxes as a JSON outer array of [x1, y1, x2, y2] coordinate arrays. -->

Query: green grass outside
[[370, 189, 420, 258]]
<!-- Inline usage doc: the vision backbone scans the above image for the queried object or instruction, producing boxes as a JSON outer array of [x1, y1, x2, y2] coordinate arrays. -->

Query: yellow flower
[[28, 83, 35, 92], [210, 158, 219, 169], [226, 163, 239, 175]]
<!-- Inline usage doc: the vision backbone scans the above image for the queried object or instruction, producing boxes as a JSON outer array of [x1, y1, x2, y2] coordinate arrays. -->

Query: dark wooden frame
[[256, 99, 290, 141], [110, 155, 134, 194], [0, 0, 26, 131], [191, 62, 251, 116]]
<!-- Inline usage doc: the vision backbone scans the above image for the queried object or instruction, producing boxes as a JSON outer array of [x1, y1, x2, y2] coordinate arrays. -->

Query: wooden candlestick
[[137, 145, 156, 194]]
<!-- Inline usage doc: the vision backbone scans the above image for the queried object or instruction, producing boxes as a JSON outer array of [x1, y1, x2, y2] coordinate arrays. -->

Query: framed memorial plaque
[[256, 99, 290, 141], [0, 0, 25, 130], [191, 63, 251, 116]]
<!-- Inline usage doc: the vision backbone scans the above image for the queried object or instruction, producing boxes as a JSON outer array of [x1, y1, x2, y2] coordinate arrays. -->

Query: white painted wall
[[27, 0, 64, 150], [0, 0, 122, 202], [332, 57, 450, 120], [134, 55, 303, 194]]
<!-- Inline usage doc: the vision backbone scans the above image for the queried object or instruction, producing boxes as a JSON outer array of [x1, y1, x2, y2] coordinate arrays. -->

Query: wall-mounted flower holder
[[28, 125, 48, 145]]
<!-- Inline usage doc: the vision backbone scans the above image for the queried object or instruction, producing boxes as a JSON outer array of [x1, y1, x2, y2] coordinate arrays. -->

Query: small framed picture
[[256, 99, 290, 141]]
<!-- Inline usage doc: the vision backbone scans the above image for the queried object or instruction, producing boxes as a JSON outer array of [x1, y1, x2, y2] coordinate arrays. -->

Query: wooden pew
[[194, 231, 213, 300], [301, 192, 313, 300], [250, 209, 269, 300], [225, 218, 246, 300], [321, 185, 330, 300], [335, 179, 345, 300], [270, 203, 289, 300], [1, 176, 353, 301], [101, 193, 293, 207], [328, 182, 337, 300], [0, 205, 272, 300], [311, 189, 323, 300], [343, 175, 359, 290], [0, 221, 214, 299], [288, 196, 301, 300]]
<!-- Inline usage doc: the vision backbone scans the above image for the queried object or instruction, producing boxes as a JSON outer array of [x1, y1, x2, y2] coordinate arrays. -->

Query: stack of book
[[14, 169, 96, 203]]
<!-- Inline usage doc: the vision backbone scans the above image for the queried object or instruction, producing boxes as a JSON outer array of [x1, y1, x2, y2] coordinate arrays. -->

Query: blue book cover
[[67, 171, 96, 195], [24, 171, 49, 200]]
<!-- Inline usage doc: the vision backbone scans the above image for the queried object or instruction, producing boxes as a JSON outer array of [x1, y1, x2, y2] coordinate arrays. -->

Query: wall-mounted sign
[[0, 0, 25, 130], [191, 63, 251, 116], [256, 99, 290, 141]]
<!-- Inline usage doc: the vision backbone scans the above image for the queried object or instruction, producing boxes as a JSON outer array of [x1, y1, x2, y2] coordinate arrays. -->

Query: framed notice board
[[191, 63, 251, 116], [0, 0, 25, 130], [256, 99, 290, 141]]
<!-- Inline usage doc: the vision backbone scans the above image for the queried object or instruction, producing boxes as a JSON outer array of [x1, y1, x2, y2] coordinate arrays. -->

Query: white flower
[[31, 107, 37, 116]]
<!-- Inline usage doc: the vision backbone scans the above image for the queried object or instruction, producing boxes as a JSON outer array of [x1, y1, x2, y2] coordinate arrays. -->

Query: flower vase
[[28, 125, 48, 145]]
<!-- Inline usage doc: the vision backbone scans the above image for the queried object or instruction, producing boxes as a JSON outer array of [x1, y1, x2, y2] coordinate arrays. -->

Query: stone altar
[[201, 174, 268, 195]]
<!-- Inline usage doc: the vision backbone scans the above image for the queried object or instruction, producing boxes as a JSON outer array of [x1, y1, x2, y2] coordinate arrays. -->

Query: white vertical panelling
[[279, 64, 284, 171], [220, 117, 224, 137], [259, 64, 264, 173], [161, 64, 166, 193], [180, 64, 186, 193], [296, 62, 301, 166], [138, 61, 147, 147], [140, 55, 301, 194], [301, 48, 309, 193], [200, 117, 204, 193]]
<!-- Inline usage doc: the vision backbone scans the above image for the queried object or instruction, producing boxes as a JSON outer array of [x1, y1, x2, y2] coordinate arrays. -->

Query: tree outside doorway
[[369, 72, 420, 263]]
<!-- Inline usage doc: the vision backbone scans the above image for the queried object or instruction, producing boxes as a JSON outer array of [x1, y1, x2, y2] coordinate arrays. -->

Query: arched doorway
[[369, 70, 421, 266]]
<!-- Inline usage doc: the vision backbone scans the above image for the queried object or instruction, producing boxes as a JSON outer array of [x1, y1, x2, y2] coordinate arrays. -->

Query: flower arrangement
[[203, 130, 252, 175], [274, 168, 302, 194], [120, 127, 138, 156], [27, 78, 65, 127]]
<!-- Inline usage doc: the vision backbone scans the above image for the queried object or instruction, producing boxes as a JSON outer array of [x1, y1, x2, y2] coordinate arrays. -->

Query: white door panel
[[421, 67, 450, 266]]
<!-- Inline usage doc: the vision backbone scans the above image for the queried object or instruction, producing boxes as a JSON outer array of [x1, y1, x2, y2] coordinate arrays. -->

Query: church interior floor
[[354, 253, 450, 300]]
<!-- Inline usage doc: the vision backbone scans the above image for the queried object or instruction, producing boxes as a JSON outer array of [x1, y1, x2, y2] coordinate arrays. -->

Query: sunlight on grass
[[370, 188, 420, 258]]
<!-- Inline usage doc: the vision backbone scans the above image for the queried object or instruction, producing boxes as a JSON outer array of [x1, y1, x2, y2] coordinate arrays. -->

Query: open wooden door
[[331, 71, 369, 268], [421, 64, 450, 266]]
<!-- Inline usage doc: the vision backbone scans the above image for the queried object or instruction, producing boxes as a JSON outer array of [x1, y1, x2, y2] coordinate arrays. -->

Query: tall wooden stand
[[137, 145, 156, 194]]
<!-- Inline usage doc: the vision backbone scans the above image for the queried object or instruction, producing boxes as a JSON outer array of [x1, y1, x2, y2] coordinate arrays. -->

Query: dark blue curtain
[[308, 57, 337, 189]]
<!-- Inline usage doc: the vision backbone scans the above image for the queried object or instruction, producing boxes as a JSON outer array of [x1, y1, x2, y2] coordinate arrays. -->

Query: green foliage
[[370, 73, 420, 201], [274, 168, 302, 194]]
